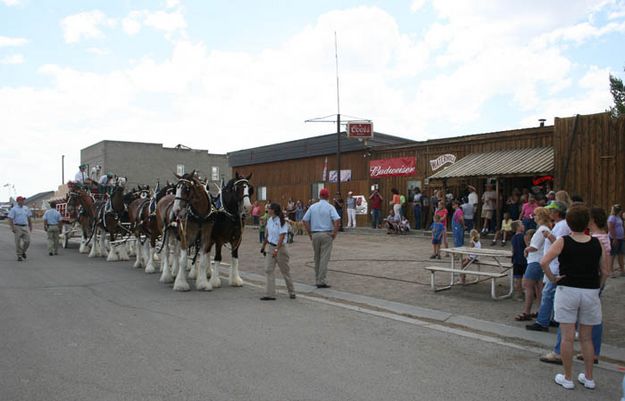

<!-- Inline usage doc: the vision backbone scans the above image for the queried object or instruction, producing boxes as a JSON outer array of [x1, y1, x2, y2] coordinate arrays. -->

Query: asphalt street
[[1, 225, 623, 401]]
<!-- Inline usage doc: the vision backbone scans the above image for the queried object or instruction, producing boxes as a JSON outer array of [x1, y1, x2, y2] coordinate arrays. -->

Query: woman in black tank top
[[539, 205, 610, 390], [557, 235, 602, 289]]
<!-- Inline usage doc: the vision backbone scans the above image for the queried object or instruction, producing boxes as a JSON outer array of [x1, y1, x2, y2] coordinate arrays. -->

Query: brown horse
[[201, 172, 253, 289], [128, 182, 174, 272], [66, 188, 97, 253], [167, 171, 215, 291]]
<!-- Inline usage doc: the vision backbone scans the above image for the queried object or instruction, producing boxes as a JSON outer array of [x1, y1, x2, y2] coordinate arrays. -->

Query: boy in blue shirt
[[430, 214, 445, 259]]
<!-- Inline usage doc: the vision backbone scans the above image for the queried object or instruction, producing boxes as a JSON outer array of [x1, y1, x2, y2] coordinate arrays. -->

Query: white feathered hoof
[[133, 258, 143, 269], [106, 246, 119, 262], [153, 252, 160, 262], [88, 243, 97, 258], [144, 260, 156, 274], [79, 242, 90, 254], [195, 277, 213, 292], [208, 274, 222, 289], [173, 279, 190, 292], [187, 264, 197, 279], [230, 275, 244, 287], [159, 266, 174, 283], [118, 244, 130, 261]]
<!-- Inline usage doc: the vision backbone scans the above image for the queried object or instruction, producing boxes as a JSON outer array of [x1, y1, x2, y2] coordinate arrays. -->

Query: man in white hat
[[346, 191, 357, 228]]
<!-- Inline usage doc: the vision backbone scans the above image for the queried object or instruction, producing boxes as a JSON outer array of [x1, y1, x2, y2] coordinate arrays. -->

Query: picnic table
[[423, 246, 514, 300]]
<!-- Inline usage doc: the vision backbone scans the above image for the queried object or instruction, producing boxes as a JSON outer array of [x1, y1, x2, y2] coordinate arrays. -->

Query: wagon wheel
[[62, 223, 70, 248]]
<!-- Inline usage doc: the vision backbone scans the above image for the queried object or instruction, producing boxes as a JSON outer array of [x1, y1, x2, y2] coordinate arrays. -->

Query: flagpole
[[335, 31, 341, 202]]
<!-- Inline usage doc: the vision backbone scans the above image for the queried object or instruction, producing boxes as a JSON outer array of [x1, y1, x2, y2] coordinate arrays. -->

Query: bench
[[423, 266, 512, 300]]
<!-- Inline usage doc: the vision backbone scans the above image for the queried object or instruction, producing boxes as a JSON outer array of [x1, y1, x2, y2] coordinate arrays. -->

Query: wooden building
[[229, 112, 625, 227]]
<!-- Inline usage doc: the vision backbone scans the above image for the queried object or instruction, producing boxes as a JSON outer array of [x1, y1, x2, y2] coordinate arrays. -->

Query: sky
[[1, 0, 624, 199]]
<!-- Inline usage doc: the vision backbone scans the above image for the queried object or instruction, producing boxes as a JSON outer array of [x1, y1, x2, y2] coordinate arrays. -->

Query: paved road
[[0, 226, 622, 401]]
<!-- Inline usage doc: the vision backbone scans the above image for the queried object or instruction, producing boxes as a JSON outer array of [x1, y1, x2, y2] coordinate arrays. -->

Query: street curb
[[230, 268, 625, 365]]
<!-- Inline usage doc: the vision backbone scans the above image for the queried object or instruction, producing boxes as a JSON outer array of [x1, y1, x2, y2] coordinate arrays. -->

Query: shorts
[[554, 286, 602, 325], [610, 238, 625, 256], [481, 209, 493, 219], [513, 263, 527, 278], [523, 262, 544, 281], [432, 239, 441, 245]]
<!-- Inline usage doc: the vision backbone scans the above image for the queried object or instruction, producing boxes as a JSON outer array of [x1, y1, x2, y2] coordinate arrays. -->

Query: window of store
[[211, 166, 220, 181], [176, 164, 185, 175], [311, 182, 325, 199], [257, 186, 267, 201]]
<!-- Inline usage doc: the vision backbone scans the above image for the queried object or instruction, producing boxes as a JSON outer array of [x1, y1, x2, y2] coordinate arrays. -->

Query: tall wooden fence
[[554, 112, 625, 210]]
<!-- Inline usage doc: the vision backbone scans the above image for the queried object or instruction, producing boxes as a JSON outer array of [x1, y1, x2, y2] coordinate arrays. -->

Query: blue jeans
[[554, 323, 603, 356], [259, 230, 265, 244], [464, 218, 474, 232], [452, 222, 464, 247], [536, 281, 556, 327], [413, 206, 422, 229], [372, 209, 381, 228]]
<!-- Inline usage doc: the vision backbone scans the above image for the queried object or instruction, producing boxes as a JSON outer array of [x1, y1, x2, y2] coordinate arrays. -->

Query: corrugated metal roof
[[428, 147, 554, 179], [228, 132, 413, 167]]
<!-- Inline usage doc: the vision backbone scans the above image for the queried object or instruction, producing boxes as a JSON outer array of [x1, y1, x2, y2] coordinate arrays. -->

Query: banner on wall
[[328, 170, 352, 183], [369, 157, 416, 178], [429, 154, 456, 171]]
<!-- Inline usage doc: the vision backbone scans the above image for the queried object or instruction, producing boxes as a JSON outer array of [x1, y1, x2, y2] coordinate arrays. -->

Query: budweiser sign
[[369, 157, 416, 178], [347, 121, 373, 139], [429, 154, 456, 171]]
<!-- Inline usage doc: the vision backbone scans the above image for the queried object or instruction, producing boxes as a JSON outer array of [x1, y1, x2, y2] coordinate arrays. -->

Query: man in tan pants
[[43, 203, 63, 255], [303, 188, 341, 288], [8, 196, 32, 261], [260, 203, 295, 300]]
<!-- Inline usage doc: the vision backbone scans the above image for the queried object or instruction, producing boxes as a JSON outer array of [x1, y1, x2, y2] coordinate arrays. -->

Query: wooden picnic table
[[423, 247, 514, 300]]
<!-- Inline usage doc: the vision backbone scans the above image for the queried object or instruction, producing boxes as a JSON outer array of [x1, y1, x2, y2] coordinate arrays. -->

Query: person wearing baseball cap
[[8, 196, 32, 261], [302, 188, 341, 288]]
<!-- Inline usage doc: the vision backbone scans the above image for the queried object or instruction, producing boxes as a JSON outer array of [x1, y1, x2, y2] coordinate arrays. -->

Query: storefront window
[[257, 186, 267, 201], [311, 182, 325, 199]]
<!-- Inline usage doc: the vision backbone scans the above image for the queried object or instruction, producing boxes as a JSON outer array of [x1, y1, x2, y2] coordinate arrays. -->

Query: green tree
[[608, 66, 625, 118]]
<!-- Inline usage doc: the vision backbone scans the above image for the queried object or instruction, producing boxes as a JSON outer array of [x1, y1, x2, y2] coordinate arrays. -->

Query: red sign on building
[[369, 157, 417, 178], [347, 121, 374, 139]]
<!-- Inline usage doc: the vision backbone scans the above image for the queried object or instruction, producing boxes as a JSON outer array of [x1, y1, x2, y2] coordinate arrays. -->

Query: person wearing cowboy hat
[[8, 196, 32, 261], [346, 190, 357, 228]]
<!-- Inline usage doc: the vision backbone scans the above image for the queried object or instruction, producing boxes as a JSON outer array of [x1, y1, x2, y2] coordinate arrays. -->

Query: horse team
[[64, 171, 254, 292]]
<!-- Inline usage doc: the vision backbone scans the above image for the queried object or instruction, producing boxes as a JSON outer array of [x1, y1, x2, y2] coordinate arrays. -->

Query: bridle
[[175, 178, 213, 222]]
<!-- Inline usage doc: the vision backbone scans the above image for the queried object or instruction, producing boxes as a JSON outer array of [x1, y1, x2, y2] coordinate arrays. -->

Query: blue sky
[[1, 0, 624, 198]]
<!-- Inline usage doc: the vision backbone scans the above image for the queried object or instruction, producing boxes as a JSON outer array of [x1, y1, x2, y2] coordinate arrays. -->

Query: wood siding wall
[[554, 112, 625, 211]]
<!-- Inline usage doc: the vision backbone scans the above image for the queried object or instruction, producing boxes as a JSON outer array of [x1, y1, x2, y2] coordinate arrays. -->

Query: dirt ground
[[234, 225, 625, 348]]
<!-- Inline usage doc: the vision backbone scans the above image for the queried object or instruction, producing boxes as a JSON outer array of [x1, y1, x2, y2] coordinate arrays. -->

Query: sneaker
[[555, 374, 574, 389], [22, 253, 26, 259], [526, 322, 548, 332], [17, 256, 23, 262], [436, 254, 441, 259], [49, 252, 53, 256], [577, 373, 595, 389], [429, 254, 437, 259], [540, 351, 563, 365], [501, 241, 506, 246], [289, 294, 296, 299]]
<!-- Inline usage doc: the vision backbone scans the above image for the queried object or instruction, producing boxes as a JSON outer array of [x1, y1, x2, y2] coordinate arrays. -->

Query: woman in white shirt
[[516, 207, 552, 321], [260, 203, 296, 300]]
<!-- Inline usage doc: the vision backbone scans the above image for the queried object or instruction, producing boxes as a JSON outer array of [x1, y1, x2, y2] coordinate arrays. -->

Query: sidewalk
[[237, 225, 625, 366]]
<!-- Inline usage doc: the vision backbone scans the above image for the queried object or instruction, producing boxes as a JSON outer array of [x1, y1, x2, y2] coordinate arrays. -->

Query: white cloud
[[410, 0, 427, 12], [0, 54, 24, 64], [86, 47, 110, 56], [166, 0, 181, 9], [60, 10, 117, 43], [122, 12, 142, 35], [121, 8, 187, 38], [0, 36, 28, 47], [1, 0, 21, 6]]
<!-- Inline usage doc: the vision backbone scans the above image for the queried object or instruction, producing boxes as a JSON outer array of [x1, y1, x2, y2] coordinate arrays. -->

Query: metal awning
[[428, 147, 554, 179]]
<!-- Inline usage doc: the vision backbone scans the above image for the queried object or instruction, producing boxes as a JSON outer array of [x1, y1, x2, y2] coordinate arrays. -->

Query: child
[[460, 229, 481, 284], [430, 214, 445, 259], [491, 212, 513, 246], [451, 200, 465, 247], [462, 229, 481, 267], [259, 207, 269, 243], [510, 220, 526, 301]]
